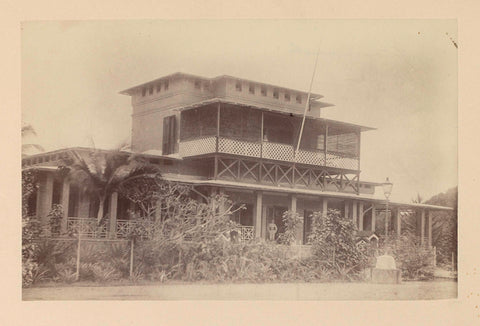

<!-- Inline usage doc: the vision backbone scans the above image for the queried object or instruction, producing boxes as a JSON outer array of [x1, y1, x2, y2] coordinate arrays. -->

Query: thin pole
[[385, 200, 389, 238], [75, 233, 81, 281], [130, 239, 134, 277], [294, 49, 320, 161]]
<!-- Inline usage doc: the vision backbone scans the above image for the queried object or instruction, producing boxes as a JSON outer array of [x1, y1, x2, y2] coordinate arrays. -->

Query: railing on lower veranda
[[66, 218, 255, 242], [66, 217, 108, 238], [179, 136, 359, 170], [235, 225, 255, 242]]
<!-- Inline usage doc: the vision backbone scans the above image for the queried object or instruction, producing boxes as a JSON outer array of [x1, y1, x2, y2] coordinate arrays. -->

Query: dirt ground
[[23, 280, 457, 300]]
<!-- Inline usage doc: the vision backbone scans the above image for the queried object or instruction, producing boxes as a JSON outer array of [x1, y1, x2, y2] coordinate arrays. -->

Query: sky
[[21, 20, 457, 203]]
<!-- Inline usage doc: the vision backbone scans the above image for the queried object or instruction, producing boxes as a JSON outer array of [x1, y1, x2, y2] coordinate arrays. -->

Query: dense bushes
[[379, 233, 435, 280]]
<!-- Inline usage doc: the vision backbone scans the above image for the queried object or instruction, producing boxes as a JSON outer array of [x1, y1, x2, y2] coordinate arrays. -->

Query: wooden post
[[60, 179, 70, 234], [288, 194, 297, 212], [352, 200, 358, 226], [214, 156, 218, 179], [358, 202, 364, 231], [427, 210, 432, 248], [420, 209, 426, 246], [109, 192, 118, 239], [322, 197, 328, 217], [396, 208, 402, 237], [371, 204, 376, 232], [75, 234, 81, 281], [216, 102, 220, 152], [324, 125, 328, 166], [344, 201, 349, 219], [254, 191, 263, 238], [130, 239, 134, 277], [260, 111, 264, 158]]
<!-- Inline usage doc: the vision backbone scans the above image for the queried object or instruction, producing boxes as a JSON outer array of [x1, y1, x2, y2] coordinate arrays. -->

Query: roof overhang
[[160, 175, 453, 211]]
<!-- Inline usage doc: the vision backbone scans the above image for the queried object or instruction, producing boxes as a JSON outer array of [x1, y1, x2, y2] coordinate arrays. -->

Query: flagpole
[[294, 49, 320, 162]]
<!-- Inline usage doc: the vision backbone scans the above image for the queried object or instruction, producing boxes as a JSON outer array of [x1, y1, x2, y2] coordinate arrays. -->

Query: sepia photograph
[[21, 20, 457, 301]]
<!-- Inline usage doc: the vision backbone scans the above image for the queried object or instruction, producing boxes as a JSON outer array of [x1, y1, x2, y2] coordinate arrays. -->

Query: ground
[[23, 280, 457, 300]]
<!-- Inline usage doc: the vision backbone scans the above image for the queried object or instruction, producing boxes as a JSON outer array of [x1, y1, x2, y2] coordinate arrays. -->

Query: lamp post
[[381, 177, 393, 238]]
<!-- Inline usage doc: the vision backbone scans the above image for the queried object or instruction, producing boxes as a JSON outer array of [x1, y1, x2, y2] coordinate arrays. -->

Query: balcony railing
[[179, 136, 358, 170]]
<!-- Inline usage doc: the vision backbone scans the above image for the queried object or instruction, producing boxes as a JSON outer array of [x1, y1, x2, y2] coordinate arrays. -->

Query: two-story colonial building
[[22, 72, 452, 245]]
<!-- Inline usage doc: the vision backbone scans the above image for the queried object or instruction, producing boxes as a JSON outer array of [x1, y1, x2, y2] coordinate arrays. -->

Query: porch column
[[218, 188, 227, 216], [420, 209, 426, 245], [60, 179, 70, 234], [36, 172, 54, 224], [396, 208, 402, 237], [288, 194, 297, 212], [344, 200, 349, 219], [254, 191, 263, 238], [289, 194, 303, 244], [109, 192, 118, 239], [427, 210, 433, 248], [352, 200, 358, 226], [358, 202, 364, 231], [371, 204, 376, 232], [322, 197, 328, 217]]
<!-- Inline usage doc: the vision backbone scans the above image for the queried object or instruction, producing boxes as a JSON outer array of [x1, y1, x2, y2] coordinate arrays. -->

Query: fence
[[34, 236, 135, 281]]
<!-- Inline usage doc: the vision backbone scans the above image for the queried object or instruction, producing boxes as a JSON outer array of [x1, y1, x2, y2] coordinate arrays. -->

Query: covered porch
[[178, 102, 366, 171], [30, 169, 451, 245]]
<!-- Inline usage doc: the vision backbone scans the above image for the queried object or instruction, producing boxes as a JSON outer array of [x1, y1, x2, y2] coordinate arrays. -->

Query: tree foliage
[[60, 149, 161, 223], [309, 209, 367, 278]]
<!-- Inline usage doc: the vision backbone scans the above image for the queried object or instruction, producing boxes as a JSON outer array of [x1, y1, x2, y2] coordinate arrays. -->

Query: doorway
[[265, 205, 287, 241]]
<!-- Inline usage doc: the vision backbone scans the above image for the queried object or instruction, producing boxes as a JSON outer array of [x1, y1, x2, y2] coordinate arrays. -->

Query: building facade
[[22, 72, 452, 245]]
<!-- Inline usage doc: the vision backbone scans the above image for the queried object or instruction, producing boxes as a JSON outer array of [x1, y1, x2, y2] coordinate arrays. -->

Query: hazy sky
[[21, 20, 457, 202]]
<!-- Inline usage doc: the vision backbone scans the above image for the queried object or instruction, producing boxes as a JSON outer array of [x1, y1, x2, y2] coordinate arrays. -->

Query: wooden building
[[22, 72, 452, 245]]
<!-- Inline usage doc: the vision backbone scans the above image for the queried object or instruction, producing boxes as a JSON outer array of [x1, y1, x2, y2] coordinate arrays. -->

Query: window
[[194, 80, 201, 89], [284, 93, 290, 101], [203, 82, 210, 92], [149, 86, 153, 95], [249, 84, 255, 94], [141, 87, 146, 97], [162, 115, 177, 155], [235, 82, 242, 91], [261, 87, 267, 96], [296, 95, 302, 104], [316, 135, 325, 150], [273, 89, 279, 99], [164, 80, 169, 91], [156, 83, 161, 92]]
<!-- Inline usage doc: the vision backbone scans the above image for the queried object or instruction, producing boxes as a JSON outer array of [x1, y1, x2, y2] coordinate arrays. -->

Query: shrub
[[277, 210, 302, 245], [380, 233, 435, 280], [47, 204, 64, 236], [308, 209, 368, 280]]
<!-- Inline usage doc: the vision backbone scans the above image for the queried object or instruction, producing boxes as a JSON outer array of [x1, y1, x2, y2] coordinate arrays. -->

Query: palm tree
[[21, 123, 44, 156], [61, 148, 161, 223]]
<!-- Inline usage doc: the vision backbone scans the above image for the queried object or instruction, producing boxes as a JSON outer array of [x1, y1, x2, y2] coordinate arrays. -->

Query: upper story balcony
[[178, 103, 371, 172]]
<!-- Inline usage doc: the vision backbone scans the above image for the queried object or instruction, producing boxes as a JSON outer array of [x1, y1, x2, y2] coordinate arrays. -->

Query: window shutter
[[163, 115, 176, 155], [163, 116, 171, 154], [169, 115, 176, 154]]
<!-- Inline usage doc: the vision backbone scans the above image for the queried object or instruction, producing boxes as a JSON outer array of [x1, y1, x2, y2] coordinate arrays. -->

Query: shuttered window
[[162, 115, 177, 155]]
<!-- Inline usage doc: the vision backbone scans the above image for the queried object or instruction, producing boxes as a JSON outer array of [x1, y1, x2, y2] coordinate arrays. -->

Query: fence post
[[75, 233, 81, 281], [130, 239, 134, 277]]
